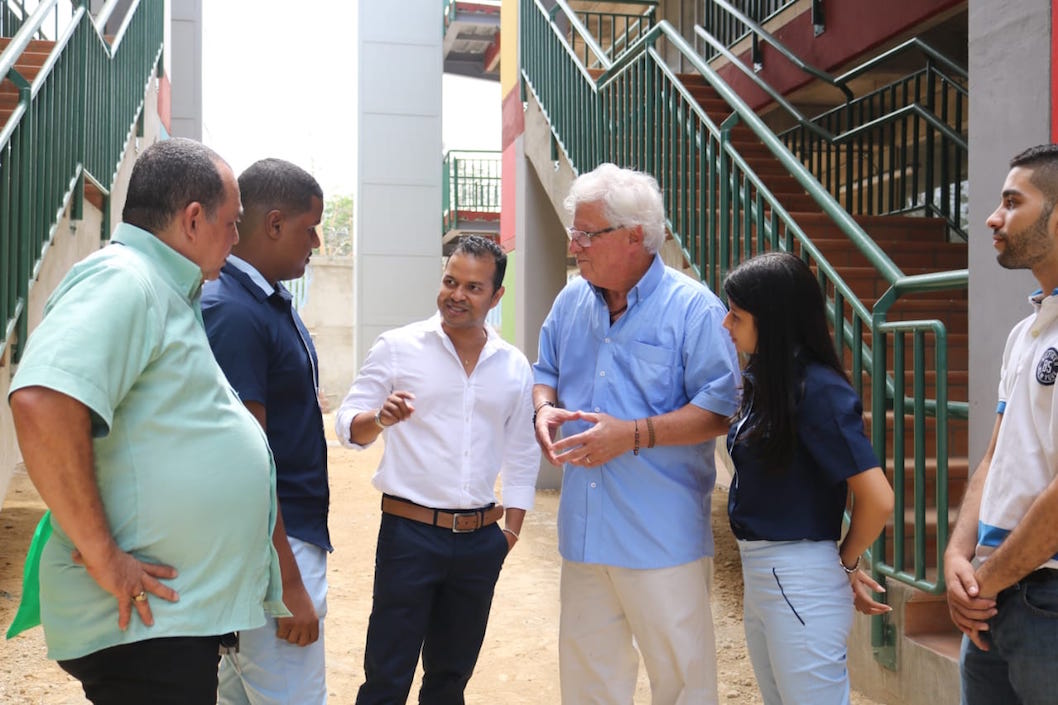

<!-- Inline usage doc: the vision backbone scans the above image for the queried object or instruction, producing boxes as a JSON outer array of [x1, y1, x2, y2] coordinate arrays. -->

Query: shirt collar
[[1028, 286, 1058, 311], [588, 253, 665, 308], [227, 254, 276, 297], [427, 311, 494, 346], [111, 222, 203, 301]]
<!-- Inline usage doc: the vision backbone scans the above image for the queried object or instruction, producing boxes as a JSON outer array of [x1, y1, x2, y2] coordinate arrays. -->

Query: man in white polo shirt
[[946, 144, 1058, 705]]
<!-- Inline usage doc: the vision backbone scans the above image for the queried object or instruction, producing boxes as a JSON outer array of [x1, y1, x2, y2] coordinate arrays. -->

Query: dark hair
[[238, 158, 323, 215], [723, 252, 848, 470], [450, 235, 506, 292], [122, 138, 227, 234], [1010, 144, 1058, 209]]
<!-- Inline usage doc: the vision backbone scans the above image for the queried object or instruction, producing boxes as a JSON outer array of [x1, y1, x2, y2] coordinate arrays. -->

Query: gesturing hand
[[533, 404, 580, 465], [72, 545, 179, 631], [377, 391, 416, 427], [552, 411, 633, 468]]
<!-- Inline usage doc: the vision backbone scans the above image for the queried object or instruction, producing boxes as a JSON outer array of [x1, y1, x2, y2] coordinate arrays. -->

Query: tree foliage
[[321, 194, 354, 257]]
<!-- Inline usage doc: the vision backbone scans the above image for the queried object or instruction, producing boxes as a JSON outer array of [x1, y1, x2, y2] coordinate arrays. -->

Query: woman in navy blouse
[[722, 252, 895, 705]]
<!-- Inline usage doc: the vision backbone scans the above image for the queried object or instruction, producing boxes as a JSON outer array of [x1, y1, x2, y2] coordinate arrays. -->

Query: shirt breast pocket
[[623, 340, 681, 411]]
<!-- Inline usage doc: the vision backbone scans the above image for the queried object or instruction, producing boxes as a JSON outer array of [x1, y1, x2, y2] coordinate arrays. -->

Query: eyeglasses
[[566, 225, 623, 248]]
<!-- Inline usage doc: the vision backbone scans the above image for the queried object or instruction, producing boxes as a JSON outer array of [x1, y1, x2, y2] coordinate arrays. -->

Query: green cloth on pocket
[[6, 511, 51, 639]]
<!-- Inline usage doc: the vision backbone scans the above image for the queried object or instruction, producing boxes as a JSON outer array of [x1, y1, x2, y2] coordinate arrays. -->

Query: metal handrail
[[442, 149, 502, 234], [92, 0, 124, 33], [707, 0, 852, 100], [693, 25, 833, 141], [0, 0, 57, 80], [835, 36, 967, 85], [834, 103, 967, 149]]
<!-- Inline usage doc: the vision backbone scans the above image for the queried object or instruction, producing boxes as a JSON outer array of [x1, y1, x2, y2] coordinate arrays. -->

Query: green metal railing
[[780, 41, 968, 240], [1, 0, 64, 40], [694, 0, 969, 240], [699, 0, 799, 62], [569, 4, 655, 69], [522, 0, 968, 666], [1, 0, 163, 361], [442, 149, 501, 235]]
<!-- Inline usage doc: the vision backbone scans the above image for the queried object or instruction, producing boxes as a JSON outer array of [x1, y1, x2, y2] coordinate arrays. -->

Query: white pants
[[739, 539, 853, 705], [559, 557, 717, 705], [218, 537, 328, 705]]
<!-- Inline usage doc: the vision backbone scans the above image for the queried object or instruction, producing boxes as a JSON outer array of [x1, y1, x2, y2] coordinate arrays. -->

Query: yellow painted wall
[[501, 0, 519, 96]]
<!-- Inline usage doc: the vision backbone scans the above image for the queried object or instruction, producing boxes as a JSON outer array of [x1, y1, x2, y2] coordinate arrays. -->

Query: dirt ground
[[0, 415, 883, 704]]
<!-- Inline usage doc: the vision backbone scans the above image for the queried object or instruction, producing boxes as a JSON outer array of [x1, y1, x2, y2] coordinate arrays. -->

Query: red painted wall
[[500, 86, 524, 251], [717, 0, 964, 111]]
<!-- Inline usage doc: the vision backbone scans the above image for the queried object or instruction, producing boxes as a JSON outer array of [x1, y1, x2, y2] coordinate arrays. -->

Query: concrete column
[[355, 1, 444, 370], [169, 0, 202, 139], [967, 0, 1051, 465], [514, 138, 570, 489]]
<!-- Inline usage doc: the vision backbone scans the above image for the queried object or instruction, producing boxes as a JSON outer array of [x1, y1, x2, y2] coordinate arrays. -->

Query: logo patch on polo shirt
[[1037, 348, 1058, 385]]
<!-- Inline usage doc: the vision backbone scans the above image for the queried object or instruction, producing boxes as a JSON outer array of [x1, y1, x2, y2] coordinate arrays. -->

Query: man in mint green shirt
[[8, 138, 285, 705]]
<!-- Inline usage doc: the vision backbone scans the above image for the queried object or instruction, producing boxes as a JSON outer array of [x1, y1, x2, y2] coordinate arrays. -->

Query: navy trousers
[[356, 511, 509, 705], [58, 635, 222, 705]]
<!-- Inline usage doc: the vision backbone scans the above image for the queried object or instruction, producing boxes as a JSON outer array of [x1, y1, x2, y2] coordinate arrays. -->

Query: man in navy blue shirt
[[202, 158, 329, 705]]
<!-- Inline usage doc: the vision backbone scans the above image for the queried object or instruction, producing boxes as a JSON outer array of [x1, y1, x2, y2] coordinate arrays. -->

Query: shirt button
[[594, 407, 600, 412], [590, 482, 597, 488], [604, 337, 611, 343], [599, 371, 606, 377]]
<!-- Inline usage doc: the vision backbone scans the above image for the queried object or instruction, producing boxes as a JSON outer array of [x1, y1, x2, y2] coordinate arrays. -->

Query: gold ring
[[586, 456, 592, 464], [132, 591, 148, 602]]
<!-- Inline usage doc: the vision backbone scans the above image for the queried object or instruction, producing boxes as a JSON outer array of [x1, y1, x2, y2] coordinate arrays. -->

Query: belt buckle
[[451, 511, 481, 533]]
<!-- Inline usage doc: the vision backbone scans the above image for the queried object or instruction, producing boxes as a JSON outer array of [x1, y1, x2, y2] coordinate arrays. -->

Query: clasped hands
[[945, 554, 998, 651], [534, 406, 631, 467]]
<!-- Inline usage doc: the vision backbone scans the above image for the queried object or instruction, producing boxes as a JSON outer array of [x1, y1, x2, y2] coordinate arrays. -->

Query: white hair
[[563, 163, 666, 253]]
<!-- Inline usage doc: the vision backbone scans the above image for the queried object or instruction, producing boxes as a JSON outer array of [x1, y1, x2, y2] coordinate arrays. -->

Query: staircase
[[522, 0, 968, 696], [0, 37, 49, 125], [683, 73, 970, 592], [1, 0, 165, 504]]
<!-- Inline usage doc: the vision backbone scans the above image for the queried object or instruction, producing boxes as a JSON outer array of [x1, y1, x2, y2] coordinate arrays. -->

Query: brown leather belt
[[381, 495, 504, 533]]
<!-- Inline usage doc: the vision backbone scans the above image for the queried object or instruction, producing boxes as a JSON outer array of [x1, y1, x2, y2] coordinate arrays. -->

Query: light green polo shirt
[[10, 223, 286, 661]]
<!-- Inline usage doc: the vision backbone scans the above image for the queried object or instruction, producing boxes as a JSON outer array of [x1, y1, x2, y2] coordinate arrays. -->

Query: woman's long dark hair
[[723, 252, 848, 470]]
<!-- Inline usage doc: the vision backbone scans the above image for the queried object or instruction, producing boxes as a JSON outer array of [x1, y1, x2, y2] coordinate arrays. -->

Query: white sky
[[200, 1, 501, 199]]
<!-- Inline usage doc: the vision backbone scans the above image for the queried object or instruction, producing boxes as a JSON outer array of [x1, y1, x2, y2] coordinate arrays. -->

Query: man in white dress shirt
[[335, 235, 540, 705]]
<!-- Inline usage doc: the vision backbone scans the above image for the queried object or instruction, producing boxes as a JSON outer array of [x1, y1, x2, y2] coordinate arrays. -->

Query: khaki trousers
[[559, 556, 717, 705]]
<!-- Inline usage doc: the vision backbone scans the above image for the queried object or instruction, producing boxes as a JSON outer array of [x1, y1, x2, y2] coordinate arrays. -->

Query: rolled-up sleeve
[[335, 335, 393, 448], [684, 299, 740, 418], [501, 363, 542, 510]]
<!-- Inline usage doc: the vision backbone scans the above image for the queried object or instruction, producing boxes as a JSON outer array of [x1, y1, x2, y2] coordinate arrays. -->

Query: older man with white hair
[[532, 163, 740, 705]]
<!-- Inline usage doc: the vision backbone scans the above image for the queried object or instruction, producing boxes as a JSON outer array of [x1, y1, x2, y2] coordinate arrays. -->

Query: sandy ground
[[0, 415, 882, 704]]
